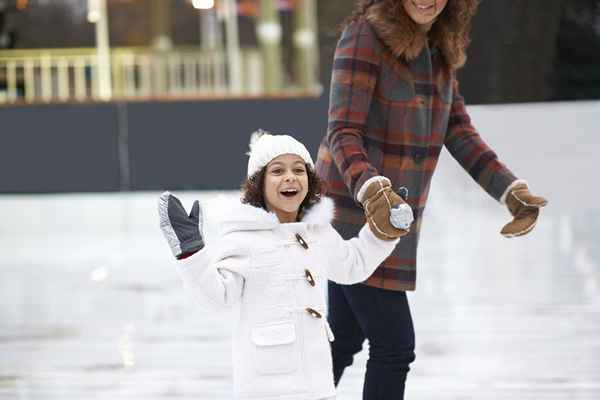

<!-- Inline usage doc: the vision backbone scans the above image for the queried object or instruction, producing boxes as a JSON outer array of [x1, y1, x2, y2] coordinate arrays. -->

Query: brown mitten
[[358, 176, 411, 241], [501, 183, 548, 238]]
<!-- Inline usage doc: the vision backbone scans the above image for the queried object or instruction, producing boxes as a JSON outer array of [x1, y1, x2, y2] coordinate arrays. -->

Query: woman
[[315, 1, 548, 398]]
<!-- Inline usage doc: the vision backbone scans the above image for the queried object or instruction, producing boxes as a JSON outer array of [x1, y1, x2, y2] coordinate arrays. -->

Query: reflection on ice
[[90, 267, 109, 283], [119, 324, 135, 368], [565, 213, 600, 304]]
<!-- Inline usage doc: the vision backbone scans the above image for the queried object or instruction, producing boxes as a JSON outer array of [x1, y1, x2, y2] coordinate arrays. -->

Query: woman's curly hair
[[344, 0, 480, 70], [241, 164, 324, 221]]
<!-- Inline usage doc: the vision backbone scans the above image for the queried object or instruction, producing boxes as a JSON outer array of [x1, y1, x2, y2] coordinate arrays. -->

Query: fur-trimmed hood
[[209, 196, 335, 235], [364, 2, 429, 61]]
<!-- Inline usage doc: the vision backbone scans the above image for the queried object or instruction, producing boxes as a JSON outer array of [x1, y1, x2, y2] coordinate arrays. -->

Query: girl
[[315, 0, 548, 398], [158, 131, 410, 400]]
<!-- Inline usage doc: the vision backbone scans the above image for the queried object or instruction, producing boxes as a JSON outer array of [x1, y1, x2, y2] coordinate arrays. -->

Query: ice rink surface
[[1, 102, 599, 399]]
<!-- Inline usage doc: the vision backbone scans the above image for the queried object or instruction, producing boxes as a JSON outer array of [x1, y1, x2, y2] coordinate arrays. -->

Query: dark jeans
[[328, 281, 416, 400]]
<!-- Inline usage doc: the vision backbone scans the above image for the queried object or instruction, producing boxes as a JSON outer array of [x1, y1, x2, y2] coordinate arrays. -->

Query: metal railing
[[0, 46, 264, 104]]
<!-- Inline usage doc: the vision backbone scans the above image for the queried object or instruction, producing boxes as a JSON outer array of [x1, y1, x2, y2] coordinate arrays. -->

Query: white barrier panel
[[432, 100, 599, 212]]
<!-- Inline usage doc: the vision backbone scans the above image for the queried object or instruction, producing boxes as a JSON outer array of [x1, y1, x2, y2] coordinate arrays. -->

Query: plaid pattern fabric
[[315, 20, 517, 291]]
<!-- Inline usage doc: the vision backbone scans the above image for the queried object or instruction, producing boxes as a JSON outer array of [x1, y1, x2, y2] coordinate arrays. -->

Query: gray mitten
[[389, 186, 414, 231], [390, 203, 414, 231], [158, 191, 204, 259]]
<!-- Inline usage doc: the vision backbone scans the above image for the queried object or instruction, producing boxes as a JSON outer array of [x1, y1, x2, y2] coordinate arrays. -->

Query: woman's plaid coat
[[315, 17, 518, 291]]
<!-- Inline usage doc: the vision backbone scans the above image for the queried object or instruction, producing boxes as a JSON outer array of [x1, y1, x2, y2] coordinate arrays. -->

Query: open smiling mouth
[[411, 0, 435, 11], [280, 189, 300, 198]]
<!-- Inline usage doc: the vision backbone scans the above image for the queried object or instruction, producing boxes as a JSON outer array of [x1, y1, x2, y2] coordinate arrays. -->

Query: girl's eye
[[294, 169, 306, 174], [271, 169, 282, 175]]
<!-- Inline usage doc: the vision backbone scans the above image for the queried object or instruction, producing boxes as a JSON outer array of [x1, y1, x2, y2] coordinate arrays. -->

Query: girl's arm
[[321, 224, 398, 285], [175, 244, 248, 310]]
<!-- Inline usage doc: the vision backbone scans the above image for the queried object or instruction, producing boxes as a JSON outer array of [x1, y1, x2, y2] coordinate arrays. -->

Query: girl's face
[[402, 0, 448, 30], [263, 154, 309, 223]]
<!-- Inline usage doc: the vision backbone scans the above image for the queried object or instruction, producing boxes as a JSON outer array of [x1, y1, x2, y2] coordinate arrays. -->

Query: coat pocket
[[251, 322, 299, 375]]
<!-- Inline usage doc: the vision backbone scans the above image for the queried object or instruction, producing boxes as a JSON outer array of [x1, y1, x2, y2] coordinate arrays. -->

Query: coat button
[[398, 186, 409, 200], [295, 233, 309, 249], [413, 149, 426, 164], [306, 307, 322, 319], [305, 269, 316, 287]]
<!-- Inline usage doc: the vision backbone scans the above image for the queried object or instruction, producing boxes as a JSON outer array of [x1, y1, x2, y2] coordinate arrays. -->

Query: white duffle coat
[[176, 197, 398, 400]]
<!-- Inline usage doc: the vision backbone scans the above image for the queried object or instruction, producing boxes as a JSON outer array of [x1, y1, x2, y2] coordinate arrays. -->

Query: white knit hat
[[246, 129, 314, 177]]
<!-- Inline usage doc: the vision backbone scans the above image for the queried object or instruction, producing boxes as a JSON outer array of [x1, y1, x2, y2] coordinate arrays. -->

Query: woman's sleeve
[[326, 21, 383, 201], [322, 224, 398, 284], [444, 77, 520, 202], [175, 244, 247, 310]]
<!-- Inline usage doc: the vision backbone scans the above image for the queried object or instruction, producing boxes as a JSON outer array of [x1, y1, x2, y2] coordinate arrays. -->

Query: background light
[[192, 0, 215, 10], [87, 10, 100, 23], [87, 0, 101, 23]]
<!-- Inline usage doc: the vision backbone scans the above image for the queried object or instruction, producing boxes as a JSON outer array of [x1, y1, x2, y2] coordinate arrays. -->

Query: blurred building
[[0, 0, 320, 104], [2, 0, 600, 105]]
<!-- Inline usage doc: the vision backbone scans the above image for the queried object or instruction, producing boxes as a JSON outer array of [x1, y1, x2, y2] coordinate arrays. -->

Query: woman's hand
[[158, 191, 205, 259], [357, 176, 413, 241], [501, 183, 547, 238]]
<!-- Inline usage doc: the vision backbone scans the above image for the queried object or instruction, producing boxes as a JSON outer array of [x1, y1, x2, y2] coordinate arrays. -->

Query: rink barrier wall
[[0, 96, 329, 193], [2, 98, 596, 198]]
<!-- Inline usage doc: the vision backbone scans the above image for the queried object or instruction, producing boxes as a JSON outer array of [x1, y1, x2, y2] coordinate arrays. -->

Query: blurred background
[[1, 0, 599, 192], [1, 1, 599, 399]]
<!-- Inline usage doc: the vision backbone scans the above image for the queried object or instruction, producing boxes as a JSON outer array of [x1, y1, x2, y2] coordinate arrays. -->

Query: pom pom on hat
[[246, 129, 314, 177]]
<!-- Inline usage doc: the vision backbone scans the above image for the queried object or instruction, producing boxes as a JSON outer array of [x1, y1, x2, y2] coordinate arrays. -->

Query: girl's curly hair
[[344, 0, 480, 70], [241, 164, 323, 221]]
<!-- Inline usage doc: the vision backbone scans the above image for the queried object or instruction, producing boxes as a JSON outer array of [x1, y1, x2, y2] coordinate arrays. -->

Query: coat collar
[[211, 196, 335, 235], [364, 3, 429, 61]]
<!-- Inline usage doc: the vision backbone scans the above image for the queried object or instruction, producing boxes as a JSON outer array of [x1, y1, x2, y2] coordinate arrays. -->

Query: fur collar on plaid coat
[[364, 2, 429, 61]]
